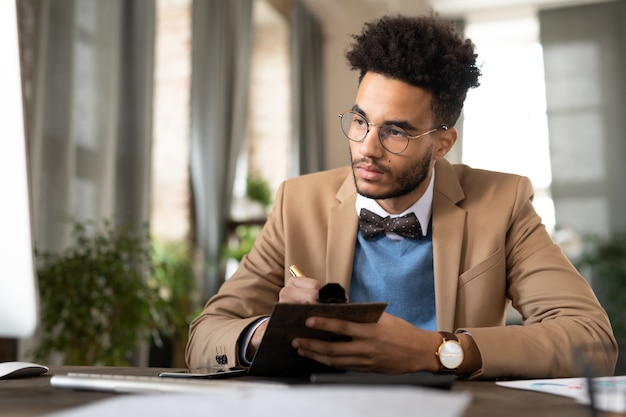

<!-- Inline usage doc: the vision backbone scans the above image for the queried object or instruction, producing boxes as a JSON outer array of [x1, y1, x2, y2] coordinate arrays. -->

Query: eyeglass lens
[[340, 112, 410, 154]]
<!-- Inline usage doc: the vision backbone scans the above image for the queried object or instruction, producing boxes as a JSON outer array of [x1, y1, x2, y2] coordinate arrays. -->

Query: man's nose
[[357, 125, 385, 157]]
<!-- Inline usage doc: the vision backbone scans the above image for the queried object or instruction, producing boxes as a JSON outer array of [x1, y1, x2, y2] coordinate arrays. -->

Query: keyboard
[[50, 372, 288, 394]]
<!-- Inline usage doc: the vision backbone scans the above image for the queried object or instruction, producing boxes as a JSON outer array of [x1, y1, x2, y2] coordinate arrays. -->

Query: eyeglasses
[[338, 111, 448, 154]]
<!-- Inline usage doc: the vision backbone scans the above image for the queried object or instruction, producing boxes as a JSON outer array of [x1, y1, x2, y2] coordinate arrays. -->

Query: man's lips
[[355, 164, 384, 181]]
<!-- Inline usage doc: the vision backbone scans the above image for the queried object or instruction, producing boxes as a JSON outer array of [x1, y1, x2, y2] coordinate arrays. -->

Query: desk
[[0, 366, 613, 417]]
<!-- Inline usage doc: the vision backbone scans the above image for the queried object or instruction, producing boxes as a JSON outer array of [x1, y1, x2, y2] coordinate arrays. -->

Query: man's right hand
[[246, 276, 323, 360], [278, 276, 323, 304]]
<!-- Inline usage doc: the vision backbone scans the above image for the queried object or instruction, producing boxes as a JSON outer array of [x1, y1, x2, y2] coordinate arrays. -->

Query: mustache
[[351, 157, 390, 174]]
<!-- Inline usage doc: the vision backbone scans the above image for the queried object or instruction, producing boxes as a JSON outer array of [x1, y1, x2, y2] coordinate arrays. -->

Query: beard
[[350, 144, 433, 200]]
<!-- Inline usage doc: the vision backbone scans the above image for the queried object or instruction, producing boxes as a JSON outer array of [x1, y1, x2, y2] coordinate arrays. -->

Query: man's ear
[[432, 127, 457, 161]]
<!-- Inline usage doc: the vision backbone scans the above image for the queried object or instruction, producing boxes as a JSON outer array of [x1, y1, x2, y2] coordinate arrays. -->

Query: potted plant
[[577, 231, 626, 338], [31, 218, 173, 366], [149, 239, 197, 368], [222, 224, 263, 263], [246, 176, 272, 213]]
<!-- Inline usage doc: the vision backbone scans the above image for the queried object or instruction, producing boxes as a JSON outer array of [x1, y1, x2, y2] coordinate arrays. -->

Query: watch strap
[[436, 331, 462, 372], [439, 331, 459, 342]]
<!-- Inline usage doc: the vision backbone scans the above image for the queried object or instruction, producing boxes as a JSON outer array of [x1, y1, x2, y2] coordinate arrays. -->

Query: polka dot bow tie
[[358, 208, 423, 240]]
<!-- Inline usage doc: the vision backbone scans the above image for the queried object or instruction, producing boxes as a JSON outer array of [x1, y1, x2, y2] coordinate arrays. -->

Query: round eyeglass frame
[[338, 111, 448, 154]]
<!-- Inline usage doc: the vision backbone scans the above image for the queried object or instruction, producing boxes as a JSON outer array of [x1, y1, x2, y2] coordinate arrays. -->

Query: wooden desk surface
[[0, 365, 615, 417]]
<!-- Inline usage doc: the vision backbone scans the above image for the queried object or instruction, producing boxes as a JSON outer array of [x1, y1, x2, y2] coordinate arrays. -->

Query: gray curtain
[[290, 0, 325, 176], [190, 0, 254, 299], [27, 0, 155, 254], [540, 0, 626, 238]]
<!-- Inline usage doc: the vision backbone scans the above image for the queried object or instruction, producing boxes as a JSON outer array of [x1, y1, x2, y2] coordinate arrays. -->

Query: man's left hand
[[291, 312, 444, 374]]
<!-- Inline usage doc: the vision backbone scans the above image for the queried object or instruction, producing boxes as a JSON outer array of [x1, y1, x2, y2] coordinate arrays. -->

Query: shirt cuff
[[238, 316, 270, 366]]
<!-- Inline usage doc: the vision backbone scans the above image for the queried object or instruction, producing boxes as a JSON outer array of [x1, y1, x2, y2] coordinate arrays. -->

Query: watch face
[[439, 340, 464, 369]]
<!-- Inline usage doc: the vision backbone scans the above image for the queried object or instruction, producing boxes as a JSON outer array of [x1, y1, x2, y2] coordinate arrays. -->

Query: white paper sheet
[[497, 375, 626, 414], [45, 385, 471, 417]]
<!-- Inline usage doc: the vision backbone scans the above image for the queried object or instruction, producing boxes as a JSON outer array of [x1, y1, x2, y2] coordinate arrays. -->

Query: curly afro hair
[[346, 14, 481, 127]]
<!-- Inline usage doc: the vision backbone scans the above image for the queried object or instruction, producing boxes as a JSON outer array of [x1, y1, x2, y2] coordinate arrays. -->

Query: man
[[186, 14, 617, 379]]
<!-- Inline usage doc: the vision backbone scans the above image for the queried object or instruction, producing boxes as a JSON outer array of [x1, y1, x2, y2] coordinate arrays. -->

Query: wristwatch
[[436, 331, 464, 372]]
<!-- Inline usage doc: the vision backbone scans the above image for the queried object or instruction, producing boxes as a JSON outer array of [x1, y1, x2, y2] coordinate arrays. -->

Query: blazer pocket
[[458, 248, 504, 287]]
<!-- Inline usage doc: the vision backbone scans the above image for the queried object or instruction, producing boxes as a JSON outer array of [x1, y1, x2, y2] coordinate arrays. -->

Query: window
[[151, 0, 192, 241], [462, 11, 555, 233]]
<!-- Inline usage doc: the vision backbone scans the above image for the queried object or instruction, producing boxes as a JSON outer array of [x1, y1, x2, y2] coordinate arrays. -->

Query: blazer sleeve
[[185, 182, 290, 370], [458, 176, 617, 379]]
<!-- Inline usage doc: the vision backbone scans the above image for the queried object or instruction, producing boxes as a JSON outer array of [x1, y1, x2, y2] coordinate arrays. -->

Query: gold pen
[[289, 264, 304, 278]]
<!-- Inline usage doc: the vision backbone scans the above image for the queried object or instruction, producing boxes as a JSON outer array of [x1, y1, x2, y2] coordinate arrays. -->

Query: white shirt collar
[[355, 171, 434, 238]]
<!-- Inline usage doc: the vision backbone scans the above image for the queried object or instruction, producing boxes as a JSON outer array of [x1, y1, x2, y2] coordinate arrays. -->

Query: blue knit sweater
[[350, 231, 436, 331]]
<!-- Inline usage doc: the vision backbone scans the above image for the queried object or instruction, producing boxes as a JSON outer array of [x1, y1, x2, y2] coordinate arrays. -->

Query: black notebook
[[249, 302, 387, 377]]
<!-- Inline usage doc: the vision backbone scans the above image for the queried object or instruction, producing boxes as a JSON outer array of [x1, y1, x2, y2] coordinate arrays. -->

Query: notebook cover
[[249, 302, 387, 377]]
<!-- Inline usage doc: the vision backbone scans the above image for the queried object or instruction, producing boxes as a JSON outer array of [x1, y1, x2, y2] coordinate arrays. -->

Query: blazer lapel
[[326, 172, 358, 291], [432, 160, 466, 332]]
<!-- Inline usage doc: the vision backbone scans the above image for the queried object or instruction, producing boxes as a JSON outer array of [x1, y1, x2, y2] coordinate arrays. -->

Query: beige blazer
[[186, 159, 617, 379]]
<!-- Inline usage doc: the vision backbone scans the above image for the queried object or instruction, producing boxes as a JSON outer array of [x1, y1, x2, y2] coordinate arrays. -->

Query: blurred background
[[4, 0, 625, 367]]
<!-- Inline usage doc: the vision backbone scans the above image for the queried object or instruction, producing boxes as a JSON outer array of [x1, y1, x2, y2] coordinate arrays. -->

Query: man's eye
[[385, 126, 407, 138], [353, 117, 367, 127]]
